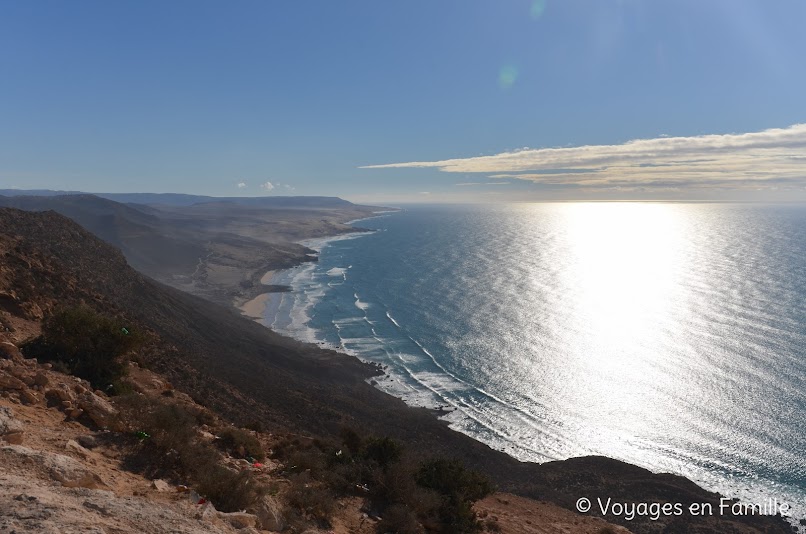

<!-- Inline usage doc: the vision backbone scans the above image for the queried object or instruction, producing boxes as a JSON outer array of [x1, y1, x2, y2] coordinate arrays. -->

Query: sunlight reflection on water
[[265, 202, 806, 523]]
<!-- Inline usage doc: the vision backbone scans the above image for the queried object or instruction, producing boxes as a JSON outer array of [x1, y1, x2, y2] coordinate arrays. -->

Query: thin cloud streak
[[361, 124, 806, 189], [455, 182, 513, 186]]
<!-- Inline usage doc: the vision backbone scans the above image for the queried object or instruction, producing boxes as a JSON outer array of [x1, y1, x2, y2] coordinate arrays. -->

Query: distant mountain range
[[0, 189, 357, 208], [0, 192, 379, 303]]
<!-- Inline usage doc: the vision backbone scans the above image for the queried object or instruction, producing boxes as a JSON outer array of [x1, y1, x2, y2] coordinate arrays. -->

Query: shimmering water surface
[[263, 203, 806, 520]]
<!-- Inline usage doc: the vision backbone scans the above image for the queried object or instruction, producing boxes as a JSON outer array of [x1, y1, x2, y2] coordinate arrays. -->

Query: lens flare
[[498, 64, 519, 89], [530, 0, 547, 19]]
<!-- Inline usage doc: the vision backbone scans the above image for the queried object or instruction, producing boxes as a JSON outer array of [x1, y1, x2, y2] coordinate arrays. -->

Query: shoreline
[[237, 218, 389, 326], [233, 210, 803, 531]]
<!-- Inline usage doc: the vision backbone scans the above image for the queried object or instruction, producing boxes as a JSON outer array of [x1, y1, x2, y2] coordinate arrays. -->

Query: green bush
[[416, 458, 494, 503], [26, 306, 142, 391], [416, 459, 494, 534], [363, 436, 403, 468]]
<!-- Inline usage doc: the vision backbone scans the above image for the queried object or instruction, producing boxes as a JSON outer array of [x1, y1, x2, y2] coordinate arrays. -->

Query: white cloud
[[260, 181, 275, 191], [237, 181, 247, 189], [362, 124, 806, 189]]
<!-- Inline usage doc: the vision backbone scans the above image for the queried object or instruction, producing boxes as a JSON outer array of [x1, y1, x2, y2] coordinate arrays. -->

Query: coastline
[[232, 209, 802, 532], [3, 205, 791, 533], [237, 213, 392, 327]]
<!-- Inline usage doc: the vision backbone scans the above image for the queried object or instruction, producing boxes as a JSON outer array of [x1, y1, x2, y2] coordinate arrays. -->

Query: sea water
[[262, 203, 806, 523]]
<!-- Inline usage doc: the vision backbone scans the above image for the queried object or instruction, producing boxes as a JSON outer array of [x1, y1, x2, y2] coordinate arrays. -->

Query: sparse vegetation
[[24, 305, 143, 392], [115, 394, 264, 512], [416, 458, 495, 503], [216, 426, 265, 461], [285, 471, 337, 527], [271, 428, 494, 533]]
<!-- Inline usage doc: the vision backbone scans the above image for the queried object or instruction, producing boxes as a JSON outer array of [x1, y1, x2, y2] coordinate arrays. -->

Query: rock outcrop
[[2, 445, 108, 489], [76, 391, 119, 429], [0, 406, 23, 444]]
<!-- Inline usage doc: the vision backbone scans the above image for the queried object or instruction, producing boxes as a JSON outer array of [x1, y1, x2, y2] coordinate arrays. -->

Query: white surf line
[[372, 329, 565, 455], [384, 310, 563, 438], [385, 311, 401, 328], [399, 323, 569, 439]]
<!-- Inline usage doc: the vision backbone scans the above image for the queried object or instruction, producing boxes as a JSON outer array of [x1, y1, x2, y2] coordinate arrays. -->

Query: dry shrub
[[216, 427, 265, 461], [195, 463, 265, 512], [285, 472, 336, 526], [115, 393, 264, 512]]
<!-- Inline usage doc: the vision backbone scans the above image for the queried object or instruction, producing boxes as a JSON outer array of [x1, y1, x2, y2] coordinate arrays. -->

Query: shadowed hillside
[[0, 193, 379, 305]]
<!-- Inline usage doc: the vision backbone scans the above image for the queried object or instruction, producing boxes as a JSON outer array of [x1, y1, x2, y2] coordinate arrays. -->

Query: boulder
[[0, 406, 24, 444], [33, 371, 49, 387], [77, 391, 119, 429], [253, 494, 286, 531], [151, 479, 171, 492], [46, 384, 77, 403], [7, 365, 29, 379], [197, 502, 220, 525], [217, 511, 259, 529], [19, 389, 39, 405], [0, 372, 26, 390]]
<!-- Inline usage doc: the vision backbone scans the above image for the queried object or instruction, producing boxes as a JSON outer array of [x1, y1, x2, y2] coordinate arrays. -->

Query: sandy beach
[[259, 269, 276, 284], [238, 270, 276, 322], [239, 292, 270, 322]]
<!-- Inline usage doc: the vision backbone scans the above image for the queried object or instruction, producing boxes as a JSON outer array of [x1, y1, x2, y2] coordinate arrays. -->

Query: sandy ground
[[259, 270, 276, 285], [240, 293, 271, 322], [238, 270, 276, 322]]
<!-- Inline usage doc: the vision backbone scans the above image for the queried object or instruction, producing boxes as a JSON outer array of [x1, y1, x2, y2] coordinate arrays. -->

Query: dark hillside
[[0, 194, 205, 276]]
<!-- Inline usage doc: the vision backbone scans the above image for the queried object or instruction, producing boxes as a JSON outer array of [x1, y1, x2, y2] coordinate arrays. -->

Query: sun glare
[[551, 203, 691, 431], [563, 203, 684, 348]]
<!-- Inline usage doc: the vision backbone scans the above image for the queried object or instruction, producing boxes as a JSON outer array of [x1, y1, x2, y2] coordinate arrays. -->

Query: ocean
[[260, 202, 806, 522]]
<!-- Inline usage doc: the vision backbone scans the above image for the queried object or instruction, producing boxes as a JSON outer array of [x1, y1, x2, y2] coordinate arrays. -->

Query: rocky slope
[[1, 337, 631, 534]]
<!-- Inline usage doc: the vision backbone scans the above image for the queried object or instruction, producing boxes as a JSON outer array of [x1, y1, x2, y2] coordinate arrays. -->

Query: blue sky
[[1, 0, 805, 202]]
